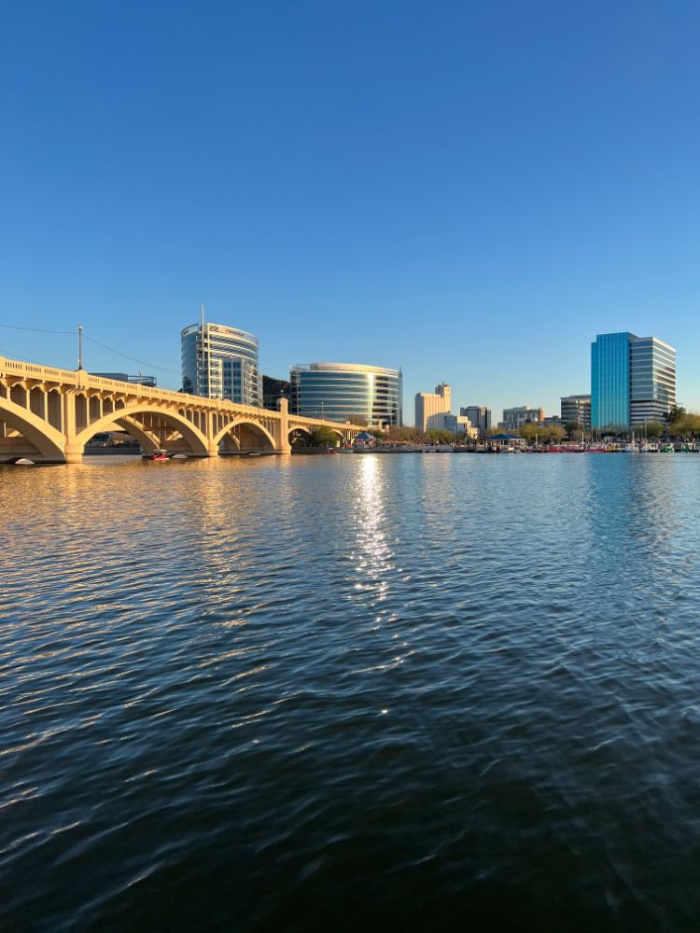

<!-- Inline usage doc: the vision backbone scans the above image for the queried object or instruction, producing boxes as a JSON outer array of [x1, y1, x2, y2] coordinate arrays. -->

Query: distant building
[[90, 372, 157, 387], [262, 375, 291, 411], [502, 406, 545, 430], [460, 406, 491, 437], [181, 321, 261, 405], [560, 394, 591, 429], [443, 413, 478, 439], [415, 383, 451, 431], [290, 362, 402, 426], [544, 416, 561, 426], [591, 332, 676, 430]]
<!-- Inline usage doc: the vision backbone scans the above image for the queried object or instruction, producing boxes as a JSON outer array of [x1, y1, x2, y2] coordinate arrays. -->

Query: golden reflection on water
[[352, 455, 394, 601]]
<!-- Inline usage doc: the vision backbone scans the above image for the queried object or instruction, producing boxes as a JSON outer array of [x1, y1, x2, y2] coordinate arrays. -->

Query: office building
[[591, 332, 676, 430], [461, 406, 491, 437], [90, 372, 157, 387], [502, 406, 545, 430], [560, 395, 591, 429], [443, 413, 478, 439], [181, 322, 261, 405], [415, 383, 451, 431], [290, 362, 403, 426]]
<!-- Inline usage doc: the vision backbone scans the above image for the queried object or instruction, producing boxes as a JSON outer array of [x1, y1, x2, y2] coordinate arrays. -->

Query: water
[[2, 453, 700, 932]]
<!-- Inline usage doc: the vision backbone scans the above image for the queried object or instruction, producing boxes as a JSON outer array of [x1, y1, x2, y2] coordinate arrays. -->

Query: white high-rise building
[[181, 321, 261, 406], [415, 383, 451, 431]]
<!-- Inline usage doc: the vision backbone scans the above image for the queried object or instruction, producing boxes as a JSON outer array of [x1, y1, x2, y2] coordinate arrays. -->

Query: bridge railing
[[0, 356, 363, 431]]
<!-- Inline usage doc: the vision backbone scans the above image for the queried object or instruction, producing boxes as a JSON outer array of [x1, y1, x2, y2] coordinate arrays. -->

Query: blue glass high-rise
[[591, 332, 676, 431], [591, 332, 633, 430]]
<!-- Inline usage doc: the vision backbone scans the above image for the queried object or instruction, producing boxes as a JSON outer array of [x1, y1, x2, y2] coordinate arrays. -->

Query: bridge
[[0, 356, 364, 463]]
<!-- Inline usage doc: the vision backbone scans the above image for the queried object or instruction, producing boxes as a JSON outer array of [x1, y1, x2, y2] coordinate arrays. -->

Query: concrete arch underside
[[76, 405, 210, 456], [213, 419, 276, 452], [289, 427, 312, 446], [0, 396, 65, 462]]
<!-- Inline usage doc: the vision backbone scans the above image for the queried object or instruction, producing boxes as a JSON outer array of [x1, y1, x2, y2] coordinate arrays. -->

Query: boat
[[145, 449, 169, 461], [661, 444, 674, 453]]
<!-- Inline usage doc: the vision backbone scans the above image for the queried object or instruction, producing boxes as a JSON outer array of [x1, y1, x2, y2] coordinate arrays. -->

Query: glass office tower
[[560, 395, 591, 429], [181, 322, 261, 405], [630, 338, 676, 426], [591, 332, 676, 430], [290, 363, 403, 426], [591, 332, 633, 430]]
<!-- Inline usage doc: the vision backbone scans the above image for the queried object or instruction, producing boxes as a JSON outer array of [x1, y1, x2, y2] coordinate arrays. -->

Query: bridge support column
[[64, 439, 84, 463], [275, 397, 292, 454], [205, 412, 220, 457], [63, 390, 82, 463]]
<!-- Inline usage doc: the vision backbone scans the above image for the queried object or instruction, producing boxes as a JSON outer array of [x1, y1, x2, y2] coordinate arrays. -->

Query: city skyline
[[2, 2, 700, 416], [0, 317, 688, 430]]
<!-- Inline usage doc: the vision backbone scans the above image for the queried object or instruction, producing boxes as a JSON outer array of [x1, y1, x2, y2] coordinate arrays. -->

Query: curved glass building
[[290, 363, 403, 426], [181, 322, 261, 406]]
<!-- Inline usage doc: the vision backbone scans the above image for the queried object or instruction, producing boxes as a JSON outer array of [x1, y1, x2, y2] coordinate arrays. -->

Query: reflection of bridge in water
[[0, 356, 363, 463]]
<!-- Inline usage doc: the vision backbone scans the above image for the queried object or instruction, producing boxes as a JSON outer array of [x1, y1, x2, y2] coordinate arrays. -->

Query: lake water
[[2, 453, 700, 932]]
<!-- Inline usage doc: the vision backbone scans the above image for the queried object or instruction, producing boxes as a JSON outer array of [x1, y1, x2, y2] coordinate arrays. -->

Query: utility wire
[[81, 334, 181, 375], [0, 344, 51, 366], [0, 322, 75, 335], [0, 321, 181, 376]]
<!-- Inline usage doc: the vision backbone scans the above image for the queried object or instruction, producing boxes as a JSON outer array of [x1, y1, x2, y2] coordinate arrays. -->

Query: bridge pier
[[64, 440, 84, 464], [275, 397, 292, 454]]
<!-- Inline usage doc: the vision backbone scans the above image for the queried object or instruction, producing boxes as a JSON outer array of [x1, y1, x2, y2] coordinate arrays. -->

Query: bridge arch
[[289, 426, 312, 446], [114, 416, 160, 454], [75, 404, 209, 456], [0, 394, 65, 461], [213, 419, 276, 452]]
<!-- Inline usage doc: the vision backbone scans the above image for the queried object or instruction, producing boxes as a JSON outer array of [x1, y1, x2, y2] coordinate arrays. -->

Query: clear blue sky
[[2, 0, 699, 423]]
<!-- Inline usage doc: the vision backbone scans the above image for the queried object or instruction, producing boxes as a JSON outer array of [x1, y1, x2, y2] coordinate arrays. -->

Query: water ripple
[[2, 454, 700, 930]]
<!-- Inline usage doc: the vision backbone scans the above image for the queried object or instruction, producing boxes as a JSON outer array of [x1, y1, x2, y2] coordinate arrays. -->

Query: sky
[[2, 0, 699, 423]]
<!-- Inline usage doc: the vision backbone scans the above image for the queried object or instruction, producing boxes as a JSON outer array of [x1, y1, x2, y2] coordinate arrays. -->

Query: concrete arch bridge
[[0, 356, 363, 463]]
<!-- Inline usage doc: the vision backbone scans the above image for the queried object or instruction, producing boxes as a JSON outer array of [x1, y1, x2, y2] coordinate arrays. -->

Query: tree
[[385, 425, 425, 444], [564, 421, 581, 438], [346, 414, 369, 427], [670, 412, 700, 439], [600, 424, 629, 439], [428, 429, 454, 444], [546, 425, 566, 444], [666, 404, 686, 425], [308, 426, 339, 448], [519, 423, 540, 444], [643, 420, 665, 439]]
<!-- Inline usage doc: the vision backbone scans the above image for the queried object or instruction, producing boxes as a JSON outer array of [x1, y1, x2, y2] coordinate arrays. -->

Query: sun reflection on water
[[350, 455, 395, 601]]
